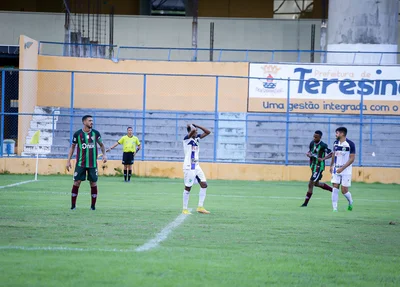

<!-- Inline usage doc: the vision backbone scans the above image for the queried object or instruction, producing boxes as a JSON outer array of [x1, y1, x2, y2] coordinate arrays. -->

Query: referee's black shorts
[[122, 152, 134, 165]]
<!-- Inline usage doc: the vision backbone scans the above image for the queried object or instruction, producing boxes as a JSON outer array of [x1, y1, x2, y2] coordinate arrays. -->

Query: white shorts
[[184, 166, 206, 187], [331, 173, 352, 187]]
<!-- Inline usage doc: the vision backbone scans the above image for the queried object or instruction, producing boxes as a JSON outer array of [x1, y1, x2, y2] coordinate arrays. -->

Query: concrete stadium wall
[[3, 12, 400, 62], [17, 35, 39, 154], [14, 40, 400, 183], [36, 55, 249, 112], [0, 11, 319, 53], [0, 158, 399, 184]]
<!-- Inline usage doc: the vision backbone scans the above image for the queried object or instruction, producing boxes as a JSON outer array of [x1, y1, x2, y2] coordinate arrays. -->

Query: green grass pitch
[[0, 174, 399, 286]]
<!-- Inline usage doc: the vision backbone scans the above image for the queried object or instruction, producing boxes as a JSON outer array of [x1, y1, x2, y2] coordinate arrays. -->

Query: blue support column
[[175, 113, 179, 141], [52, 110, 55, 141], [359, 81, 364, 166], [213, 76, 219, 162], [285, 78, 290, 165], [328, 117, 331, 146], [0, 70, 5, 157], [245, 113, 248, 144], [69, 72, 75, 145], [134, 112, 137, 135], [369, 118, 373, 144], [141, 75, 147, 161]]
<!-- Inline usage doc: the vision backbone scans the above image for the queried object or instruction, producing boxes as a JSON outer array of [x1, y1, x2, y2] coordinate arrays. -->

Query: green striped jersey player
[[66, 115, 107, 211], [301, 130, 333, 207]]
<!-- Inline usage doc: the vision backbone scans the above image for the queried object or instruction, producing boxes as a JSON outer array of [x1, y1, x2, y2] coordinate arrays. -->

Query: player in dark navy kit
[[301, 130, 333, 207], [66, 115, 107, 210]]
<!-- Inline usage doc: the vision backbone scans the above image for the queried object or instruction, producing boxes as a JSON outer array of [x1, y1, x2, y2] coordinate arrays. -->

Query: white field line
[[0, 180, 37, 189], [0, 246, 131, 253], [1, 210, 192, 254], [135, 209, 192, 252]]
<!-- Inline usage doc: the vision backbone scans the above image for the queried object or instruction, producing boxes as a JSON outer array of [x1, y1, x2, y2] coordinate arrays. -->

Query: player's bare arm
[[66, 143, 76, 171], [98, 142, 108, 163], [329, 152, 335, 174], [136, 144, 141, 152], [193, 124, 211, 139], [319, 151, 333, 162], [106, 141, 120, 152], [306, 142, 313, 158], [187, 124, 197, 138], [336, 153, 355, 174]]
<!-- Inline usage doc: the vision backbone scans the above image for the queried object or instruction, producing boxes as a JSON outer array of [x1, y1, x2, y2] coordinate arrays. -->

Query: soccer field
[[0, 175, 399, 286]]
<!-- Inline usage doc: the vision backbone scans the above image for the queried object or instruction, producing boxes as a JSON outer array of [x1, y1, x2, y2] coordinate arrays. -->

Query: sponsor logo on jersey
[[81, 143, 95, 149]]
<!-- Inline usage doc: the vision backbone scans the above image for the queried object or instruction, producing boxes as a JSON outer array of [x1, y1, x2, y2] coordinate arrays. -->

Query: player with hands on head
[[182, 123, 211, 215]]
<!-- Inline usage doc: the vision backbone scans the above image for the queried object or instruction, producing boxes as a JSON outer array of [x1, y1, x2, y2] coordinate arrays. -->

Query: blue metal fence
[[39, 41, 117, 59], [0, 68, 400, 167], [38, 41, 400, 65]]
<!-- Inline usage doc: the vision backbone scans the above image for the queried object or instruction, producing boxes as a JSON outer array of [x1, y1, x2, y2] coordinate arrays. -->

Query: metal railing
[[38, 41, 117, 58], [0, 44, 19, 55], [37, 41, 400, 65], [1, 68, 400, 167]]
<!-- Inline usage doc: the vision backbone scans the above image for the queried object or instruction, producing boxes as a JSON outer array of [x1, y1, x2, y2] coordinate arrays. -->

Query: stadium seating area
[[22, 106, 400, 166]]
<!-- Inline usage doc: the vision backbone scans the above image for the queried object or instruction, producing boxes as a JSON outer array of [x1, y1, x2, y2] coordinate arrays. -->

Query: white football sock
[[198, 188, 207, 207], [332, 188, 339, 210], [183, 190, 190, 209], [343, 191, 353, 205]]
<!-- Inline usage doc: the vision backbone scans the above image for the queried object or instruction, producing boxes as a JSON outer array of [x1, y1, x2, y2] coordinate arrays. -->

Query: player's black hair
[[187, 126, 191, 133], [82, 115, 92, 123], [127, 127, 133, 130], [336, 127, 347, 136], [315, 130, 323, 136]]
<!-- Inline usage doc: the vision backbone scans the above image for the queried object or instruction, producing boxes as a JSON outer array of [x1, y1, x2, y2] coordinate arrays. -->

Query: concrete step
[[57, 115, 214, 124], [50, 137, 214, 147], [21, 152, 55, 157], [32, 107, 400, 166], [51, 132, 217, 141], [217, 143, 246, 150], [27, 129, 54, 136], [145, 140, 214, 148], [143, 147, 213, 157], [30, 121, 58, 129], [144, 155, 215, 162], [247, 135, 400, 143], [246, 127, 400, 136], [247, 144, 309, 152], [246, 158, 305, 164], [218, 136, 246, 144], [55, 123, 144, 131], [34, 106, 60, 113], [24, 144, 52, 154]]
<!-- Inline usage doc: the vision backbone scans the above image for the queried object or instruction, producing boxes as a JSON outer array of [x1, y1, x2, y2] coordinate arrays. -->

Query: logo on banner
[[262, 65, 280, 89], [254, 65, 284, 96]]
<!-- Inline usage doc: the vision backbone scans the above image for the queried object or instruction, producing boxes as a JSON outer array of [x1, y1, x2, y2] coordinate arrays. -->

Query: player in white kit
[[330, 127, 356, 212], [182, 123, 211, 215]]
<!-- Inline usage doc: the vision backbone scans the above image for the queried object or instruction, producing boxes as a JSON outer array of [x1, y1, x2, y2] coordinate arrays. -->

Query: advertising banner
[[248, 64, 400, 115]]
